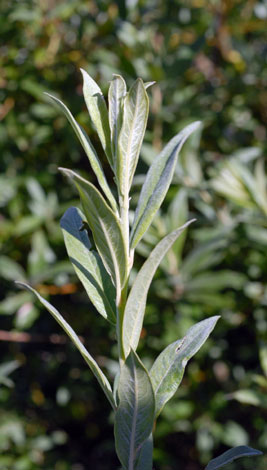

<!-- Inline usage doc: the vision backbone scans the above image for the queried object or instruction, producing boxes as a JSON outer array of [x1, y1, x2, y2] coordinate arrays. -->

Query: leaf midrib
[[129, 356, 138, 470], [123, 82, 142, 196], [153, 344, 183, 396]]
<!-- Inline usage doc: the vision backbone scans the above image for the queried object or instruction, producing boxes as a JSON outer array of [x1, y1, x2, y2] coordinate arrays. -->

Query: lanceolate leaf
[[59, 168, 127, 301], [81, 68, 113, 167], [118, 79, 149, 197], [150, 316, 220, 417], [108, 74, 126, 165], [114, 350, 155, 470], [45, 93, 118, 213], [205, 446, 263, 470], [16, 282, 115, 410], [135, 434, 153, 470], [123, 220, 195, 358], [60, 207, 116, 324], [130, 121, 201, 249]]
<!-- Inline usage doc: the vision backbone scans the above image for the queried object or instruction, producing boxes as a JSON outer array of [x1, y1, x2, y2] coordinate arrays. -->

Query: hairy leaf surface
[[45, 93, 117, 213], [118, 78, 149, 196], [60, 168, 127, 299], [150, 316, 220, 416], [108, 74, 126, 166], [205, 446, 263, 470], [130, 121, 201, 249], [123, 220, 195, 358], [114, 351, 155, 470], [16, 282, 115, 409], [60, 207, 116, 323], [81, 69, 113, 167]]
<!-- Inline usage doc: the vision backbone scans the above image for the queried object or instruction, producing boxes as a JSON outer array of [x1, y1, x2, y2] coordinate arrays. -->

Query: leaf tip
[[15, 281, 30, 291], [44, 92, 57, 101], [80, 67, 86, 78], [58, 167, 74, 180]]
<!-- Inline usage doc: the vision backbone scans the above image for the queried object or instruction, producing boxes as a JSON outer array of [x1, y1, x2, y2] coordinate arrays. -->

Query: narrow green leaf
[[60, 207, 116, 324], [118, 78, 149, 196], [81, 68, 113, 167], [108, 74, 126, 166], [59, 169, 128, 301], [167, 188, 188, 267], [135, 434, 153, 470], [150, 316, 220, 417], [205, 446, 263, 470], [45, 93, 118, 213], [181, 238, 227, 277], [16, 282, 115, 410], [130, 121, 201, 249], [123, 220, 195, 358], [114, 350, 155, 470]]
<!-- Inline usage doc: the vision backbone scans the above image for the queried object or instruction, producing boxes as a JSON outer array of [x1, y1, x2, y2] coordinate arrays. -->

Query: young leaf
[[59, 169, 128, 301], [81, 68, 113, 167], [205, 446, 263, 470], [44, 93, 118, 214], [117, 78, 149, 197], [150, 316, 220, 417], [60, 207, 116, 324], [130, 121, 201, 249], [108, 74, 126, 165], [15, 282, 115, 410], [123, 220, 195, 358], [114, 350, 155, 470]]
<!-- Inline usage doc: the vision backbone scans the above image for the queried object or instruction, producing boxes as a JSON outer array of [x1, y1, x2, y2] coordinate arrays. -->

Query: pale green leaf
[[114, 350, 155, 470], [150, 316, 220, 417], [16, 282, 115, 410], [123, 220, 195, 358], [205, 446, 263, 470], [81, 68, 113, 167], [60, 207, 116, 324], [59, 168, 127, 301], [108, 74, 126, 166], [144, 81, 156, 90], [181, 239, 227, 277], [45, 93, 118, 213], [130, 121, 201, 249], [0, 256, 26, 282], [167, 188, 188, 267], [117, 78, 149, 196], [229, 389, 267, 408]]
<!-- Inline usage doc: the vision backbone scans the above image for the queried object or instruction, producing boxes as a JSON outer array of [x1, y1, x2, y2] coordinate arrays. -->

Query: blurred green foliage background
[[0, 0, 266, 469]]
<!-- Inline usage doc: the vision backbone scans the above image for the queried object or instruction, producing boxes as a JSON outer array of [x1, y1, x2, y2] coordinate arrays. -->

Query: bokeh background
[[0, 1, 266, 469]]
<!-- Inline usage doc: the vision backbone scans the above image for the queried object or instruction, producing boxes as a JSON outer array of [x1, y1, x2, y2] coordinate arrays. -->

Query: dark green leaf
[[205, 446, 263, 470], [60, 207, 116, 323]]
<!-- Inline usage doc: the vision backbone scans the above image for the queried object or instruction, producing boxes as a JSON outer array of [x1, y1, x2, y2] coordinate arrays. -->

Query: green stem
[[120, 194, 130, 260], [117, 279, 129, 362]]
